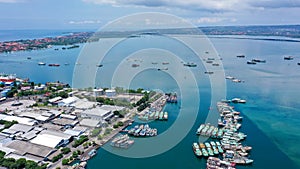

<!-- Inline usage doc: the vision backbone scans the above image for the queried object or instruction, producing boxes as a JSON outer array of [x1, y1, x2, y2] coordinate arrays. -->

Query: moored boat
[[163, 112, 168, 120]]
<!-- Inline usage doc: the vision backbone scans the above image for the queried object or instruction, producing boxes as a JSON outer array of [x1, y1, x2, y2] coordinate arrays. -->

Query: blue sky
[[0, 0, 299, 30]]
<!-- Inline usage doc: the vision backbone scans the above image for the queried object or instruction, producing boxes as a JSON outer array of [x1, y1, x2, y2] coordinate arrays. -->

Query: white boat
[[38, 62, 46, 66]]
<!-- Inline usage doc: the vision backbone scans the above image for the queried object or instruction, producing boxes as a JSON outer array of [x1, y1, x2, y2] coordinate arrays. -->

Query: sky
[[0, 0, 299, 30]]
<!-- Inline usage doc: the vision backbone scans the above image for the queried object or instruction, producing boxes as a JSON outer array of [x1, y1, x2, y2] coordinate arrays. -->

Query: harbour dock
[[193, 100, 254, 168]]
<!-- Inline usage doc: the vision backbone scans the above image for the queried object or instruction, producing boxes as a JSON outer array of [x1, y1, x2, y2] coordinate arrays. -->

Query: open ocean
[[0, 31, 300, 169]]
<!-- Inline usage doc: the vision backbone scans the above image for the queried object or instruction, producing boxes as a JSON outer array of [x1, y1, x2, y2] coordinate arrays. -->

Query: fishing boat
[[205, 142, 211, 148], [217, 146, 224, 153], [196, 124, 205, 135], [154, 111, 160, 119], [149, 111, 156, 120], [207, 148, 214, 156], [210, 141, 216, 147], [159, 111, 164, 120], [202, 148, 209, 157], [212, 147, 219, 155], [163, 112, 168, 120]]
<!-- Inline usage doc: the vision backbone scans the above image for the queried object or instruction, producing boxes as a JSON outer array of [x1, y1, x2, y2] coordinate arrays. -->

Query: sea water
[[0, 33, 299, 168]]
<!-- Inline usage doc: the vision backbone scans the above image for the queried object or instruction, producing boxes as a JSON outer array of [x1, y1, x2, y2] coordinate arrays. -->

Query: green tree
[[62, 159, 69, 165], [16, 158, 26, 168]]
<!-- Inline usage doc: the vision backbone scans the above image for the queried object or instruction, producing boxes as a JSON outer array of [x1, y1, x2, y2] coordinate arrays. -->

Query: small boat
[[284, 56, 293, 60], [196, 124, 205, 135], [48, 63, 60, 67], [96, 64, 103, 67], [38, 62, 46, 66], [64, 63, 70, 66], [163, 112, 168, 120], [132, 64, 139, 68], [297, 63, 300, 65], [245, 158, 254, 164], [225, 76, 235, 80], [183, 62, 197, 67], [232, 79, 242, 83], [162, 62, 169, 65], [212, 63, 219, 66], [27, 57, 32, 60], [247, 61, 256, 64], [204, 71, 214, 74], [252, 59, 266, 63], [237, 55, 245, 58]]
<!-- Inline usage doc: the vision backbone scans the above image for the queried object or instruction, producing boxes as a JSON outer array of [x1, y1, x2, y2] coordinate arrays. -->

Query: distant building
[[81, 108, 113, 121], [79, 119, 101, 128], [93, 88, 104, 97], [57, 97, 78, 107], [105, 89, 116, 97]]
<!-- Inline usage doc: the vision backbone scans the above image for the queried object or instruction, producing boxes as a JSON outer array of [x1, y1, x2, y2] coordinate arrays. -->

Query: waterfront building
[[105, 89, 116, 97]]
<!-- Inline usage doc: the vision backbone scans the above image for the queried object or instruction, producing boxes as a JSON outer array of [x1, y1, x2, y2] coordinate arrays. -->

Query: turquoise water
[[0, 33, 300, 168]]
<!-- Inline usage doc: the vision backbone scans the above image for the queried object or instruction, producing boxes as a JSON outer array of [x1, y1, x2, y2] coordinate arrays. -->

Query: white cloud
[[191, 17, 236, 24], [82, 0, 300, 12], [68, 20, 101, 25], [82, 0, 242, 11], [0, 0, 22, 3]]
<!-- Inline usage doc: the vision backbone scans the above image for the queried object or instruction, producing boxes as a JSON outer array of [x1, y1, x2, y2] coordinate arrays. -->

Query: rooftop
[[6, 140, 55, 158], [80, 119, 101, 128]]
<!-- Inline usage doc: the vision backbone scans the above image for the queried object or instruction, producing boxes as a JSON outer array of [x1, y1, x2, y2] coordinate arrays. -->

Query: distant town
[[1, 25, 299, 53]]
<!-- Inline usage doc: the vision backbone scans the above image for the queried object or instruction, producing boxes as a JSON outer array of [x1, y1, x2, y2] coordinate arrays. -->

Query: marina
[[193, 100, 254, 168], [110, 134, 134, 149], [127, 124, 157, 137]]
